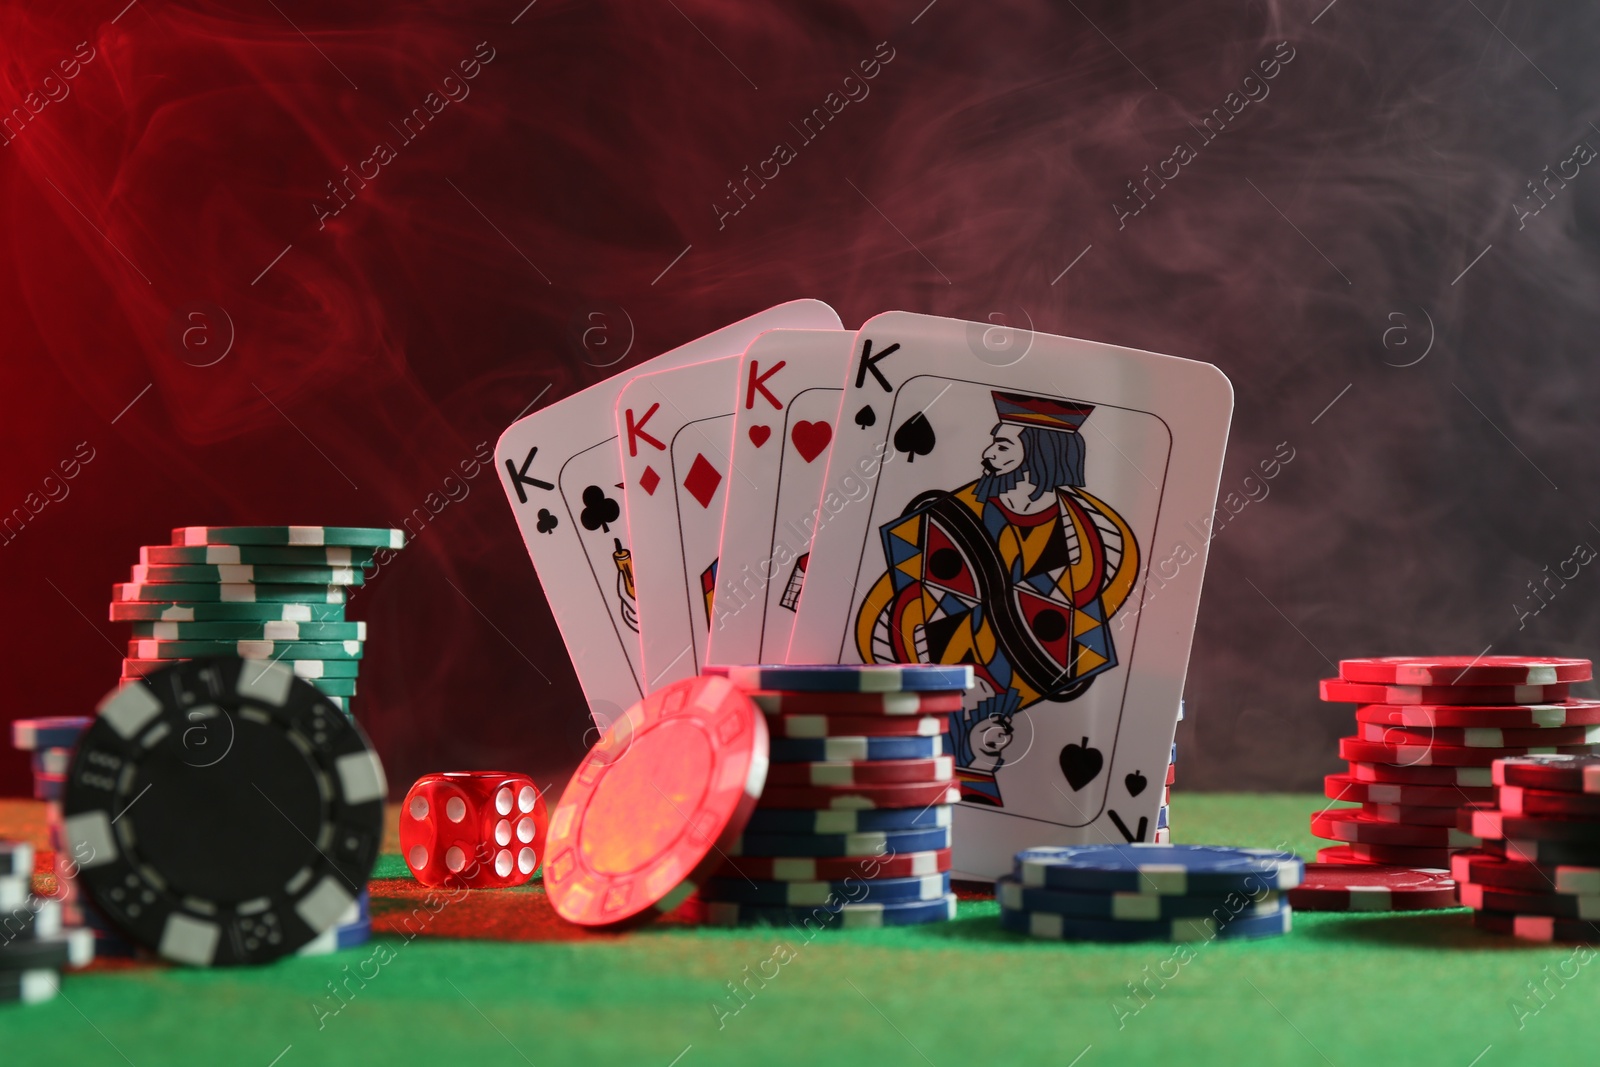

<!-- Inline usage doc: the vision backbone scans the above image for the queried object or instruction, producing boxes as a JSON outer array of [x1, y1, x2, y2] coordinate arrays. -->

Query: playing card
[[615, 355, 740, 690], [495, 300, 841, 730], [789, 311, 1232, 879], [707, 329, 854, 667]]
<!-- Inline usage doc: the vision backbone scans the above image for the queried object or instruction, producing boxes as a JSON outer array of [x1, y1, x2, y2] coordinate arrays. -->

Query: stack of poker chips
[[693, 664, 972, 929], [0, 840, 94, 1003], [996, 844, 1300, 942], [1453, 754, 1600, 942], [1313, 656, 1599, 873], [110, 526, 407, 714]]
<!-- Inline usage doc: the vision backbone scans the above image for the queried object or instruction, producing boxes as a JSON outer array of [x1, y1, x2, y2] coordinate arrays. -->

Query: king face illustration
[[853, 390, 1140, 806]]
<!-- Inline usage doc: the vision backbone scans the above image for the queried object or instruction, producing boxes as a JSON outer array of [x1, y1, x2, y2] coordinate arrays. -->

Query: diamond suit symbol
[[682, 454, 722, 509], [639, 466, 661, 495]]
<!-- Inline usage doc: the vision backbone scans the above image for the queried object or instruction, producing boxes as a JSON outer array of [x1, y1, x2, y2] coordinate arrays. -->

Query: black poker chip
[[0, 928, 92, 971], [0, 899, 63, 942], [0, 842, 33, 878], [62, 658, 386, 966]]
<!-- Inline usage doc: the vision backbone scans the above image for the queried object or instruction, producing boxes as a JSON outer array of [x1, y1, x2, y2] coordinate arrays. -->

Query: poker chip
[[1471, 809, 1600, 843], [1354, 701, 1600, 728], [1361, 802, 1464, 827], [172, 525, 406, 548], [1472, 909, 1600, 943], [543, 675, 768, 927], [748, 691, 965, 715], [764, 756, 953, 787], [129, 620, 368, 641], [767, 735, 945, 762], [999, 904, 1292, 943], [32, 749, 72, 777], [140, 544, 377, 566], [1458, 881, 1600, 919], [123, 657, 359, 680], [10, 717, 90, 752], [109, 601, 348, 623], [697, 892, 958, 928], [1338, 736, 1596, 767], [699, 872, 951, 906], [743, 805, 952, 834], [1355, 720, 1600, 748], [1284, 863, 1458, 912], [130, 564, 365, 586], [756, 782, 961, 809], [730, 826, 951, 858], [0, 929, 93, 971], [1336, 842, 1463, 867], [1450, 851, 1600, 895], [1493, 754, 1600, 793], [1320, 678, 1571, 706], [715, 848, 952, 882], [62, 659, 387, 965], [708, 664, 974, 694], [1347, 762, 1494, 787], [763, 713, 946, 738], [1483, 836, 1600, 866], [1013, 844, 1304, 894], [114, 582, 347, 604], [1315, 844, 1380, 865], [0, 970, 61, 1005], [1498, 785, 1600, 818], [0, 877, 27, 911], [0, 842, 34, 878], [996, 876, 1284, 920], [128, 638, 364, 661], [1311, 808, 1480, 848], [0, 901, 61, 940], [1323, 773, 1494, 807], [1338, 656, 1592, 686]]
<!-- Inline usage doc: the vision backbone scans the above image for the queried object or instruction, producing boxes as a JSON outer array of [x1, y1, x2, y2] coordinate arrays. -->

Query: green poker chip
[[109, 602, 347, 623], [123, 657, 361, 678], [127, 639, 364, 660], [129, 564, 365, 586], [172, 526, 405, 549], [308, 677, 358, 696], [140, 544, 379, 566], [113, 583, 346, 604], [128, 620, 367, 641]]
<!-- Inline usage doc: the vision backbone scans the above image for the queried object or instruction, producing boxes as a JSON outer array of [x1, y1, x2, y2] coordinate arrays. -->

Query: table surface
[[0, 793, 1591, 1067]]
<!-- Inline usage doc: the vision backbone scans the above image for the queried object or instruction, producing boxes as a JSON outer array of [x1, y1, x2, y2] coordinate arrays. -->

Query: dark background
[[3, 0, 1596, 797]]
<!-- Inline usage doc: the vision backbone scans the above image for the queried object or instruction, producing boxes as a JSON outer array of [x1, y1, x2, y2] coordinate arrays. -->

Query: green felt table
[[0, 793, 1593, 1066]]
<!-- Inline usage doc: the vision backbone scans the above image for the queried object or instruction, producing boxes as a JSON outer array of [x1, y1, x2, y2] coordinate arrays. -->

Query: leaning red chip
[[1492, 754, 1600, 794], [1286, 862, 1458, 911], [1311, 808, 1480, 848], [1499, 785, 1600, 819], [1450, 850, 1600, 895], [1321, 678, 1572, 706], [1338, 656, 1591, 687], [1348, 761, 1494, 787], [1336, 841, 1467, 867], [543, 675, 768, 928], [1355, 701, 1600, 729], [1339, 736, 1598, 768], [1324, 772, 1495, 808]]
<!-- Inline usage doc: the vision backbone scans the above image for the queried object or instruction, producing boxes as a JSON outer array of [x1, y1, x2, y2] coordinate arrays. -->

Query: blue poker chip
[[701, 892, 957, 928], [731, 826, 951, 858], [769, 735, 946, 763], [1014, 845, 1304, 895], [995, 875, 1284, 921], [335, 918, 373, 949], [706, 664, 973, 694], [744, 804, 952, 835], [700, 872, 951, 906], [999, 904, 1292, 942], [10, 717, 91, 752], [1158, 805, 1169, 830]]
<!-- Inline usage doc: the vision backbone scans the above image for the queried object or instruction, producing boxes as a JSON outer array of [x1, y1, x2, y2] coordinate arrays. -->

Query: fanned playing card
[[789, 311, 1232, 879], [494, 300, 841, 729], [707, 329, 854, 667]]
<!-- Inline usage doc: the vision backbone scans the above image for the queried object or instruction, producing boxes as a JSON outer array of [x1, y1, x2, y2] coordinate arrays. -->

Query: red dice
[[399, 772, 549, 888]]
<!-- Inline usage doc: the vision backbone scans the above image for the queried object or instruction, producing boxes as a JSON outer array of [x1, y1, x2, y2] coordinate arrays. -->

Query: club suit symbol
[[854, 390, 1140, 807]]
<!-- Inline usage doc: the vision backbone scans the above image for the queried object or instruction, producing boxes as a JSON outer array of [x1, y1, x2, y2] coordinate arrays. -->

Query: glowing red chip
[[1338, 656, 1591, 687], [543, 676, 768, 928]]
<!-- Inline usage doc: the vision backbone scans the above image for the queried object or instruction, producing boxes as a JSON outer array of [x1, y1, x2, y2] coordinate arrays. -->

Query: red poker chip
[[1458, 881, 1600, 918], [1321, 678, 1571, 706], [1311, 808, 1480, 848], [1339, 736, 1598, 768], [1337, 841, 1469, 867], [1471, 809, 1600, 843], [543, 676, 768, 928], [1325, 772, 1495, 808], [748, 691, 964, 716], [1362, 802, 1463, 827], [1472, 909, 1600, 943], [1355, 720, 1600, 749], [1348, 761, 1493, 787], [1499, 785, 1600, 818], [765, 756, 953, 787], [757, 781, 961, 809], [1317, 844, 1383, 866], [1338, 656, 1592, 687], [1450, 850, 1600, 895], [764, 713, 946, 738], [712, 847, 952, 882], [1166, 764, 1176, 785], [1492, 754, 1600, 794], [1355, 701, 1600, 729], [1480, 836, 1600, 866], [1286, 862, 1458, 912]]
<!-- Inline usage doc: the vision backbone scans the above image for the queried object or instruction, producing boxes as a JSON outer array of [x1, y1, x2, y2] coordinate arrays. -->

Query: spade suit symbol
[[1124, 770, 1147, 797], [893, 412, 935, 462], [1059, 736, 1103, 791], [854, 405, 876, 429]]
